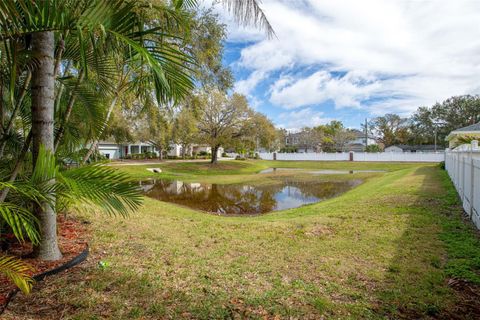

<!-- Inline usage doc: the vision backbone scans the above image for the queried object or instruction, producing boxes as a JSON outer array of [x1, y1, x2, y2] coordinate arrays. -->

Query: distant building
[[446, 122, 480, 148], [345, 129, 377, 152], [284, 131, 317, 153], [97, 141, 157, 159], [384, 144, 444, 153], [97, 141, 223, 160]]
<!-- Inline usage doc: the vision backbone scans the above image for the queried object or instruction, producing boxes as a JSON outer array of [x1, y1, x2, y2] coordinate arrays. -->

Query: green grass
[[4, 160, 480, 319], [112, 159, 423, 184]]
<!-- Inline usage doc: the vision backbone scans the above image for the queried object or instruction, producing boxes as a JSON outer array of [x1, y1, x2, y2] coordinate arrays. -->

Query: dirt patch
[[304, 224, 334, 237], [0, 215, 89, 314], [440, 279, 480, 319]]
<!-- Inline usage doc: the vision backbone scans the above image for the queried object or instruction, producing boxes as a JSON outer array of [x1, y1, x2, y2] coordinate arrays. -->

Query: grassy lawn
[[4, 161, 480, 319]]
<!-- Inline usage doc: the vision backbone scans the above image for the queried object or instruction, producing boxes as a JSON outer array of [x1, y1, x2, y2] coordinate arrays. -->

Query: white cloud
[[270, 70, 381, 109], [234, 70, 267, 96], [277, 108, 333, 131], [216, 0, 480, 115]]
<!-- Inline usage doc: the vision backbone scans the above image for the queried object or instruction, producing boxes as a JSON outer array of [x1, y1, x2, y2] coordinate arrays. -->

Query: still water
[[259, 168, 385, 174], [141, 178, 361, 215]]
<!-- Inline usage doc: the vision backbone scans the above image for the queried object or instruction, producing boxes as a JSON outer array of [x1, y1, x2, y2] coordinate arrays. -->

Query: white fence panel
[[257, 152, 274, 160], [276, 153, 350, 161], [445, 147, 480, 230], [257, 152, 444, 162], [473, 159, 480, 228]]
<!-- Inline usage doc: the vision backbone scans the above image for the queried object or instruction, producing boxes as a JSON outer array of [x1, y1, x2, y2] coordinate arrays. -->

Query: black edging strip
[[0, 245, 89, 315]]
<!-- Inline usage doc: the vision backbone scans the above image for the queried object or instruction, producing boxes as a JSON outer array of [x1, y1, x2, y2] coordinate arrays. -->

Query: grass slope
[[4, 161, 480, 319]]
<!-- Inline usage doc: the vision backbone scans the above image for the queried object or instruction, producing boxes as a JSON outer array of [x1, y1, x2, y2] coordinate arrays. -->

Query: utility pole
[[364, 118, 368, 147]]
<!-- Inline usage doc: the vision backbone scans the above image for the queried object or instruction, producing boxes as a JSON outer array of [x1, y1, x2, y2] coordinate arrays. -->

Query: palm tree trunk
[[82, 94, 118, 163], [31, 31, 62, 261]]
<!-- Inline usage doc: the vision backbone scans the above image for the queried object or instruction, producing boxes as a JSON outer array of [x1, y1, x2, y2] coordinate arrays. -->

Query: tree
[[0, 0, 273, 263], [367, 114, 409, 147], [173, 107, 198, 158], [196, 90, 250, 164], [411, 95, 480, 147], [315, 121, 355, 152], [298, 127, 324, 152], [0, 0, 194, 260], [233, 111, 277, 155], [365, 144, 382, 152], [186, 8, 234, 91]]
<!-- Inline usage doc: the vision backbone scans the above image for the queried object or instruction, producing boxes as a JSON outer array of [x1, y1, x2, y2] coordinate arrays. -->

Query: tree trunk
[[211, 145, 219, 164], [181, 145, 186, 159], [31, 31, 62, 261], [82, 94, 118, 163], [54, 68, 84, 152]]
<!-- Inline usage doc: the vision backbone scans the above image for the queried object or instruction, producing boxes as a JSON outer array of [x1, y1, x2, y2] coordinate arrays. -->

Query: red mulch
[[0, 215, 89, 310]]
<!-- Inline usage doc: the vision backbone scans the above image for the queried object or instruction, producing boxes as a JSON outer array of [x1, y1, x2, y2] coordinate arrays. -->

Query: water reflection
[[142, 178, 361, 215], [259, 168, 385, 174]]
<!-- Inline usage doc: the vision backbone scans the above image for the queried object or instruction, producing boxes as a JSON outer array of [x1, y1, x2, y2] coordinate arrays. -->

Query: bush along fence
[[445, 141, 480, 230], [257, 151, 445, 162]]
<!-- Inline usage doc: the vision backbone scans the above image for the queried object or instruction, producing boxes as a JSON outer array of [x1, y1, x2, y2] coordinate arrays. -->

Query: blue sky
[[214, 0, 480, 131]]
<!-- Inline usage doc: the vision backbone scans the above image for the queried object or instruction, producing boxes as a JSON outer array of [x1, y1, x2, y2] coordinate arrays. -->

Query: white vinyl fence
[[445, 145, 480, 229], [257, 152, 444, 162]]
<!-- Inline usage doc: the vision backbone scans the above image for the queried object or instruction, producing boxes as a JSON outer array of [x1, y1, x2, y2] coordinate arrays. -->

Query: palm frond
[[221, 0, 274, 38], [59, 165, 143, 216], [0, 254, 34, 294], [0, 202, 40, 244], [0, 182, 41, 244]]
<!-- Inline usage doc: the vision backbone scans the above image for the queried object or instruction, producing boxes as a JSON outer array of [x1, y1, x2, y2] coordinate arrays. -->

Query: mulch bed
[[0, 215, 89, 313]]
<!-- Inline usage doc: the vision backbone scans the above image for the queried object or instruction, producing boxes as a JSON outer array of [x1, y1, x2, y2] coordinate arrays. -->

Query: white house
[[98, 141, 223, 160], [384, 145, 403, 153], [167, 144, 224, 158], [97, 141, 158, 159], [384, 144, 444, 153], [446, 122, 480, 148], [345, 130, 377, 152]]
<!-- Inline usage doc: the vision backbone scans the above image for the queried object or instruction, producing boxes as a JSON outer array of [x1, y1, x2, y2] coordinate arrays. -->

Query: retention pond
[[142, 177, 362, 215]]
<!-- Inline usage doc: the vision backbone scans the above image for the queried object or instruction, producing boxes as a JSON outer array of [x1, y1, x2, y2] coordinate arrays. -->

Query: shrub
[[365, 144, 382, 153], [198, 151, 209, 156], [439, 161, 445, 170], [144, 151, 157, 159]]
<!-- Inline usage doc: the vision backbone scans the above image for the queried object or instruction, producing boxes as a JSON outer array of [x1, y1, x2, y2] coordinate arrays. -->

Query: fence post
[[349, 151, 354, 161], [470, 157, 475, 218], [273, 152, 277, 161]]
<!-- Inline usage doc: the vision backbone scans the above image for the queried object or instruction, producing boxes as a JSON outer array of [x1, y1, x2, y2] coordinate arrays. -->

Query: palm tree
[[0, 0, 195, 260], [0, 146, 143, 291], [0, 0, 273, 262]]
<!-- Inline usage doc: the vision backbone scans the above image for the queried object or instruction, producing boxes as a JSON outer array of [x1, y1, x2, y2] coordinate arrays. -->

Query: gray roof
[[452, 122, 480, 132], [388, 144, 444, 151], [351, 129, 376, 139]]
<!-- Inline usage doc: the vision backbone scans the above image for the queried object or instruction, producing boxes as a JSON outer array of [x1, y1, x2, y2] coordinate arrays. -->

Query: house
[[384, 144, 444, 153], [284, 131, 317, 153], [446, 122, 480, 148], [167, 144, 224, 158], [345, 129, 377, 152], [98, 141, 158, 159], [97, 141, 223, 160]]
